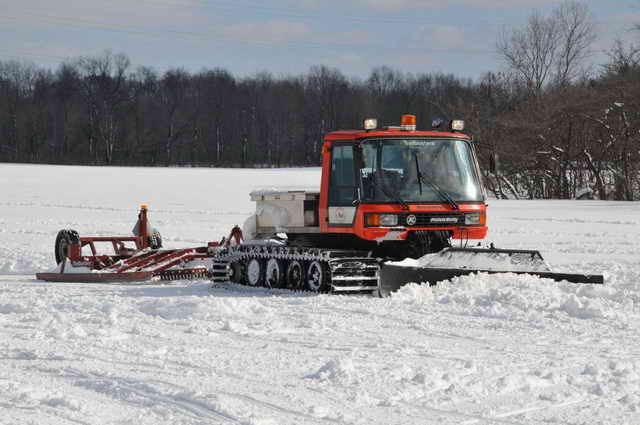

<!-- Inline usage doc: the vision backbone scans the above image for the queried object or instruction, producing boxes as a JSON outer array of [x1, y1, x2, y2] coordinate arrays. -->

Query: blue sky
[[1, 0, 638, 80]]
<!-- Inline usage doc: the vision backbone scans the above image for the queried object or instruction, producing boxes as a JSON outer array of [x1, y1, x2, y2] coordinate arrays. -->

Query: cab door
[[327, 143, 358, 226]]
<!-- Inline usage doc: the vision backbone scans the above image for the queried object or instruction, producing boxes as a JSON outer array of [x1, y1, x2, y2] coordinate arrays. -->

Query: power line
[[1, 11, 495, 54], [13, 0, 512, 28], [0, 48, 69, 64]]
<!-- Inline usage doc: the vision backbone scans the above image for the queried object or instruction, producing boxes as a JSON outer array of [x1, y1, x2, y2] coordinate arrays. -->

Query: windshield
[[358, 138, 483, 203]]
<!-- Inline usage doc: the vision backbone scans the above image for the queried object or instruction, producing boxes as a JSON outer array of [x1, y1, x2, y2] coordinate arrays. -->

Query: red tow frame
[[36, 206, 244, 283]]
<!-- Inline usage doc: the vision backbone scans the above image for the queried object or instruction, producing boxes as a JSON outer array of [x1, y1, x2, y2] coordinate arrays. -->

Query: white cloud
[[595, 11, 640, 43], [17, 42, 86, 60], [589, 11, 640, 67], [8, 0, 206, 29], [355, 0, 434, 10], [399, 24, 469, 51], [241, 0, 561, 11], [220, 20, 312, 44], [456, 0, 557, 8], [298, 0, 559, 11], [278, 0, 325, 8], [322, 53, 370, 71], [428, 25, 466, 48], [316, 30, 373, 45], [373, 53, 438, 73]]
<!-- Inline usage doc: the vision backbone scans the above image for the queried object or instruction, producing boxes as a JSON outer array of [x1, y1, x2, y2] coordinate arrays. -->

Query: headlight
[[379, 214, 398, 226], [464, 212, 485, 225], [366, 213, 398, 226], [363, 118, 378, 130], [450, 119, 465, 131]]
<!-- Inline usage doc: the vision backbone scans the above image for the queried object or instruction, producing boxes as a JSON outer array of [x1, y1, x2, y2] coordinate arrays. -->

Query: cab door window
[[329, 144, 356, 207]]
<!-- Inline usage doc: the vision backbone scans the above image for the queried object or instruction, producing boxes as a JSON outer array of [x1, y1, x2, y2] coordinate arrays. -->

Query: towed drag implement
[[36, 205, 233, 284]]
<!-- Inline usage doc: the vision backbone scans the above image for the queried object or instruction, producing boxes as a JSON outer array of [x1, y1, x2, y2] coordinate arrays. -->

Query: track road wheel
[[228, 261, 243, 284], [54, 229, 80, 265], [246, 258, 265, 287], [286, 260, 304, 290], [265, 258, 284, 288], [306, 260, 328, 292]]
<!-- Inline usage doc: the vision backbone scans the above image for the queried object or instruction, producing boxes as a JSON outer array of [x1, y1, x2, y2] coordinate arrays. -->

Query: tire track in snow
[[70, 344, 272, 390], [383, 401, 533, 425], [219, 392, 341, 425], [62, 368, 243, 424], [456, 397, 586, 425]]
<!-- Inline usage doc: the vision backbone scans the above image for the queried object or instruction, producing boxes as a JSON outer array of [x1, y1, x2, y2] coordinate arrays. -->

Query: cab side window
[[329, 145, 356, 206]]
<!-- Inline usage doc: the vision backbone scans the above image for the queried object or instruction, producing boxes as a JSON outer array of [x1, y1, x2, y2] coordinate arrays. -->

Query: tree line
[[1, 1, 640, 200]]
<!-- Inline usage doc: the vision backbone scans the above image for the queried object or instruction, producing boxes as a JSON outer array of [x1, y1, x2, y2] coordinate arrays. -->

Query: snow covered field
[[1, 163, 639, 425]]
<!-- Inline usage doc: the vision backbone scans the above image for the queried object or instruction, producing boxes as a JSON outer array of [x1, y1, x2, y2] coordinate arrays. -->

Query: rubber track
[[212, 244, 380, 294]]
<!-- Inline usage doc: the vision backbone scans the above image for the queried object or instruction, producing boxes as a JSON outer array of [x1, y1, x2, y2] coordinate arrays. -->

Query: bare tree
[[604, 39, 640, 77], [497, 1, 595, 94], [367, 66, 404, 121], [304, 66, 349, 164], [156, 68, 194, 165], [76, 50, 130, 164], [553, 1, 596, 85], [194, 69, 236, 165], [497, 10, 559, 95], [54, 62, 80, 158], [0, 61, 40, 161]]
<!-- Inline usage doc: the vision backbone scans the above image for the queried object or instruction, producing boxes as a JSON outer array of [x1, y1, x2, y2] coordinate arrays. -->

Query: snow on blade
[[393, 248, 552, 272]]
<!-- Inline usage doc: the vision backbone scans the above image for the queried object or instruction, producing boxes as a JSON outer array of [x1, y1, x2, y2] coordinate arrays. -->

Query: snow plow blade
[[379, 247, 604, 296]]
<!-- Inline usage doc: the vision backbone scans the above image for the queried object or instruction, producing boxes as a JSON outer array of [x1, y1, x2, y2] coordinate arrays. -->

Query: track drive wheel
[[54, 229, 80, 265], [306, 260, 328, 292], [228, 260, 244, 284], [246, 258, 265, 287], [265, 258, 285, 288], [286, 260, 304, 290]]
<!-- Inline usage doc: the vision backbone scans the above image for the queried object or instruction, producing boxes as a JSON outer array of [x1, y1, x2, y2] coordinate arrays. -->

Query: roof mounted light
[[450, 120, 465, 131], [363, 118, 378, 130], [400, 114, 416, 131], [432, 118, 444, 129]]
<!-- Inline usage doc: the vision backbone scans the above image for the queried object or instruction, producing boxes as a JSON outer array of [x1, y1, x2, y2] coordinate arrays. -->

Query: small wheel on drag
[[306, 260, 327, 292], [228, 261, 243, 284], [148, 228, 163, 249], [54, 229, 80, 265], [265, 258, 285, 288], [246, 258, 265, 287], [286, 260, 304, 290]]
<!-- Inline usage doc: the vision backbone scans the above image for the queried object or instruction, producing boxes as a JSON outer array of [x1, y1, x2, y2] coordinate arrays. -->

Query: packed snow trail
[[1, 164, 639, 424]]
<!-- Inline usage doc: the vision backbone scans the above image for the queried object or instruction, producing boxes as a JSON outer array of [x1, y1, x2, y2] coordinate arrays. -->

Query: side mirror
[[352, 187, 361, 205], [489, 153, 499, 174]]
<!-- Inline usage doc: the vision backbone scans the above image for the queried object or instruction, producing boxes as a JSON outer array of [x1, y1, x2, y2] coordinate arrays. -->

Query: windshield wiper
[[413, 152, 423, 196], [413, 151, 459, 210], [372, 170, 410, 210]]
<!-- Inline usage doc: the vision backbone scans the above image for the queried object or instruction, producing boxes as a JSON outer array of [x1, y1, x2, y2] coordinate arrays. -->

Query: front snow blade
[[380, 265, 604, 296], [379, 247, 604, 296]]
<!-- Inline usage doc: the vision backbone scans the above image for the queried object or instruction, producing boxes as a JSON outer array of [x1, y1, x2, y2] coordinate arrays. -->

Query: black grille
[[400, 213, 463, 227]]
